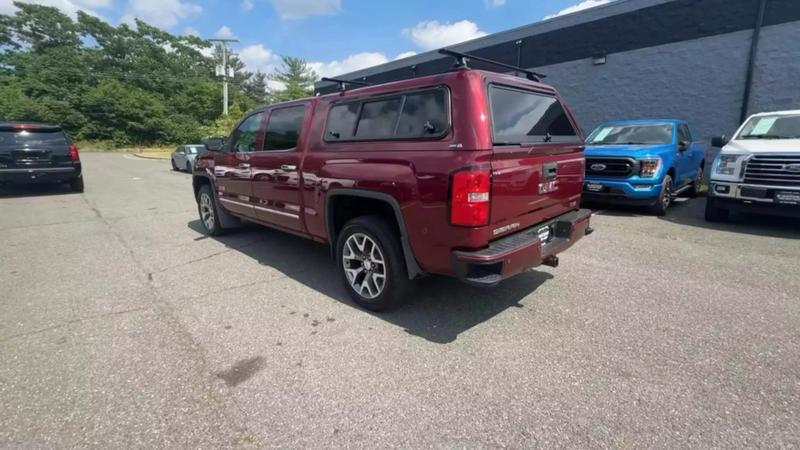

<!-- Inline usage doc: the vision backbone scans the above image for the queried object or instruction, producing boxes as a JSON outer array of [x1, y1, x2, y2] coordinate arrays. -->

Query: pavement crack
[[0, 306, 150, 344]]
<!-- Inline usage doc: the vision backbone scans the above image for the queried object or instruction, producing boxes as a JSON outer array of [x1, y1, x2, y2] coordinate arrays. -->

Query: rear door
[[0, 125, 72, 170], [249, 103, 309, 232], [487, 84, 584, 224], [212, 111, 265, 217]]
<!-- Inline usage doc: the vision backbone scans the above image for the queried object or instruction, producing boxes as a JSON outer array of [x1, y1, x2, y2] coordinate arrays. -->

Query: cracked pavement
[[1, 153, 799, 448]]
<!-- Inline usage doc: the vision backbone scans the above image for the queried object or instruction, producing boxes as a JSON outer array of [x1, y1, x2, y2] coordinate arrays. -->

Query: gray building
[[315, 0, 800, 144]]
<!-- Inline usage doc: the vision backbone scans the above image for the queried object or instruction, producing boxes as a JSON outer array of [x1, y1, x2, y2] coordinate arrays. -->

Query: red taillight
[[69, 144, 79, 161], [450, 168, 491, 226]]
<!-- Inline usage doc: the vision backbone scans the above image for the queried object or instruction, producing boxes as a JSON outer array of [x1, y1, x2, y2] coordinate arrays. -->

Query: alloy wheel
[[342, 233, 386, 299], [199, 192, 215, 231]]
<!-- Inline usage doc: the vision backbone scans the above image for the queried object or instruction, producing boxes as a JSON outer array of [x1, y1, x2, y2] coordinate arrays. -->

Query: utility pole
[[209, 38, 238, 115]]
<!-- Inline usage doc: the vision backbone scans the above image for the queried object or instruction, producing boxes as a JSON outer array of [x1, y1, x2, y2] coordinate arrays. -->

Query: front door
[[250, 104, 308, 232], [675, 123, 694, 185], [213, 111, 265, 218]]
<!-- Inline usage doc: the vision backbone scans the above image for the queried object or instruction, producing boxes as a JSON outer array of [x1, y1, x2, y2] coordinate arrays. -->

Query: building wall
[[529, 21, 799, 144]]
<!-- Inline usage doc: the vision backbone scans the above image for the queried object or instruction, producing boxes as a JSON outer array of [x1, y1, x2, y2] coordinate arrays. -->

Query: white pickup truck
[[706, 110, 800, 221]]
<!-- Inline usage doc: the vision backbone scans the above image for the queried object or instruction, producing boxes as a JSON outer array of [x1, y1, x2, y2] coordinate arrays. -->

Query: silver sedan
[[171, 145, 205, 173]]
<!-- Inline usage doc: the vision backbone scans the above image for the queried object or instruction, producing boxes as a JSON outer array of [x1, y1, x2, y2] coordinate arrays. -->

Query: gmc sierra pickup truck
[[706, 110, 800, 221], [193, 59, 592, 311], [582, 119, 706, 215]]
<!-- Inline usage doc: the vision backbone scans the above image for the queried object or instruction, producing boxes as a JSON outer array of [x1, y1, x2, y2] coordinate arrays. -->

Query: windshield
[[586, 124, 673, 145], [737, 114, 800, 140]]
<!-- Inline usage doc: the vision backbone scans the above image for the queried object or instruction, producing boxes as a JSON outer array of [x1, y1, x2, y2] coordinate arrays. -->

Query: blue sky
[[0, 0, 614, 76]]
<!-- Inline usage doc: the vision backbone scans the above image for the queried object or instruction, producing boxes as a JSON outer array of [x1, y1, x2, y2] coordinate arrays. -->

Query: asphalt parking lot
[[1, 153, 799, 448]]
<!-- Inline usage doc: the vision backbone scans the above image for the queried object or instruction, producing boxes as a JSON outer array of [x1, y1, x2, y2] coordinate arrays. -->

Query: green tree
[[269, 56, 318, 102]]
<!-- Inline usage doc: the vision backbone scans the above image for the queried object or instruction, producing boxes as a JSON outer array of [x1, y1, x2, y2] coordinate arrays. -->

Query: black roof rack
[[438, 48, 545, 82], [319, 77, 373, 92]]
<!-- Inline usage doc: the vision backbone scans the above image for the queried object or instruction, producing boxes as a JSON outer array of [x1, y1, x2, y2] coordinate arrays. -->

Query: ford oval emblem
[[590, 163, 607, 171], [785, 163, 800, 173]]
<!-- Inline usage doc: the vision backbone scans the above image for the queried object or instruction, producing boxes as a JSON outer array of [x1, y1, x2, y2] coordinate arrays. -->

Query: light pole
[[209, 38, 238, 115]]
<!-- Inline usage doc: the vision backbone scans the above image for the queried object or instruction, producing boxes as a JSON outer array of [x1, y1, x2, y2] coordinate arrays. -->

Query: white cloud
[[270, 0, 340, 19], [213, 25, 237, 39], [122, 0, 202, 28], [183, 26, 200, 36], [238, 44, 279, 73], [394, 51, 417, 60], [485, 0, 506, 7], [403, 20, 488, 51], [0, 0, 109, 18], [543, 0, 612, 19], [308, 52, 389, 78], [241, 0, 253, 11]]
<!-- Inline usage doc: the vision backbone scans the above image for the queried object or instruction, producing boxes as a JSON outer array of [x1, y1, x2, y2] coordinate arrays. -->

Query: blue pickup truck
[[582, 119, 706, 215]]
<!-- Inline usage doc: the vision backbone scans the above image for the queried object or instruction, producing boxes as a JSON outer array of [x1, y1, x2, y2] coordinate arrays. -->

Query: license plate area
[[775, 191, 800, 205], [13, 150, 51, 162], [537, 225, 553, 244], [585, 183, 604, 192]]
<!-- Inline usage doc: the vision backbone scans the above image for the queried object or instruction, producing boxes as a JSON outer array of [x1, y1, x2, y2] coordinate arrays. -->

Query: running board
[[671, 184, 693, 197]]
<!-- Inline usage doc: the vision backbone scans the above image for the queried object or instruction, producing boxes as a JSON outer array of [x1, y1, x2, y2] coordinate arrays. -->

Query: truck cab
[[706, 110, 800, 221], [582, 119, 706, 215]]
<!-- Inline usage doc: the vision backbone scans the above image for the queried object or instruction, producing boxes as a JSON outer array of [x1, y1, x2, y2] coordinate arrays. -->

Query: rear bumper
[[582, 177, 661, 205], [451, 208, 592, 287], [0, 165, 81, 184]]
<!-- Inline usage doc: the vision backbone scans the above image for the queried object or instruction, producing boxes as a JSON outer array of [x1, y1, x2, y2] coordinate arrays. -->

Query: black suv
[[0, 122, 84, 192]]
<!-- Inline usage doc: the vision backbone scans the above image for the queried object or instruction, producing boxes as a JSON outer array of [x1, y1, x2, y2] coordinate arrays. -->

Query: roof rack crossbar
[[320, 77, 373, 92], [438, 48, 546, 82]]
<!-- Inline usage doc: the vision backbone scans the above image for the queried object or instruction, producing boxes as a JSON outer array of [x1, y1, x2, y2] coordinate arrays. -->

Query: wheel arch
[[326, 189, 424, 279]]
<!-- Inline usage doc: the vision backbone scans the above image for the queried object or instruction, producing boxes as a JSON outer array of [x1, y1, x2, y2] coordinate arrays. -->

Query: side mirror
[[711, 136, 728, 148], [205, 141, 223, 152], [678, 140, 689, 151]]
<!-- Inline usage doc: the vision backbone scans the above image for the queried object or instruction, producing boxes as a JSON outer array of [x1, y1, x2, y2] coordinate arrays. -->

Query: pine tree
[[269, 56, 318, 102]]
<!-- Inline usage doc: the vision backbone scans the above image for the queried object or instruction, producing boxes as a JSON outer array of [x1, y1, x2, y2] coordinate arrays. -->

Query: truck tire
[[687, 164, 705, 198], [704, 198, 730, 222], [649, 174, 673, 216], [336, 215, 410, 311], [69, 177, 84, 193], [197, 184, 225, 236]]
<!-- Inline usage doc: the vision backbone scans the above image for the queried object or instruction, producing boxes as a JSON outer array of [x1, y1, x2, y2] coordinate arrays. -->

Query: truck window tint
[[355, 97, 402, 138], [264, 106, 304, 151], [326, 103, 360, 140], [229, 112, 263, 153], [678, 125, 690, 142], [489, 85, 577, 144], [0, 129, 67, 146], [396, 90, 447, 137]]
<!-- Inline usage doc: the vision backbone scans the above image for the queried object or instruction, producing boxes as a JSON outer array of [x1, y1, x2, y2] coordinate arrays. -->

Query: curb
[[131, 153, 170, 160]]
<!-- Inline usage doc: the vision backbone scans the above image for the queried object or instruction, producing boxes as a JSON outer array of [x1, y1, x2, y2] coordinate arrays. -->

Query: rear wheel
[[336, 216, 410, 311], [197, 184, 225, 236], [69, 177, 84, 193], [704, 197, 730, 222], [649, 174, 673, 216]]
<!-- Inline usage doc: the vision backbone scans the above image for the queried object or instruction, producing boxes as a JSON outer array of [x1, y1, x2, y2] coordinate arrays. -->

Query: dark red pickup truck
[[193, 67, 592, 310]]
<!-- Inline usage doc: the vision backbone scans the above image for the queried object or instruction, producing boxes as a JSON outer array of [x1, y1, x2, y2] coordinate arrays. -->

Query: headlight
[[712, 154, 741, 176], [639, 158, 661, 178]]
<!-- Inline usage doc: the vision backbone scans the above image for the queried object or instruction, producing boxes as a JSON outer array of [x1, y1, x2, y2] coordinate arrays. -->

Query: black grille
[[743, 154, 800, 187], [585, 157, 638, 177]]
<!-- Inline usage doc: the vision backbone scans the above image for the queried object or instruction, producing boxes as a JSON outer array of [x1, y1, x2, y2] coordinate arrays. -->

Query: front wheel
[[649, 174, 673, 216], [687, 164, 705, 198], [705, 197, 730, 222], [336, 216, 410, 311], [197, 185, 225, 236]]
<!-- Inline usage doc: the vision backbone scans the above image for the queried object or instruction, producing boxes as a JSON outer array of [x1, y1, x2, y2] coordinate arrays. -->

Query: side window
[[678, 124, 691, 142], [355, 97, 402, 138], [263, 106, 305, 151], [325, 88, 449, 142], [228, 112, 264, 153]]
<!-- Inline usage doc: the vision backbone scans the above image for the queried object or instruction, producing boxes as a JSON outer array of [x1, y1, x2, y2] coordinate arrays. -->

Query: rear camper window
[[489, 85, 578, 145], [325, 88, 449, 142]]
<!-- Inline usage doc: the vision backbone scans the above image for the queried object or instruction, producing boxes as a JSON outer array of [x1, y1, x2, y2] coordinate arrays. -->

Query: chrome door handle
[[280, 164, 297, 171], [237, 163, 251, 169]]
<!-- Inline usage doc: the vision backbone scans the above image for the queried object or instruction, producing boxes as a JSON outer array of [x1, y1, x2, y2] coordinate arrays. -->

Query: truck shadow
[[0, 183, 75, 198], [588, 197, 800, 239], [188, 220, 553, 344]]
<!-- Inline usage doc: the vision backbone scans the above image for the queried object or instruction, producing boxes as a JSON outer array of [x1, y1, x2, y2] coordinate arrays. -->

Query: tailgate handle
[[543, 162, 558, 180]]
